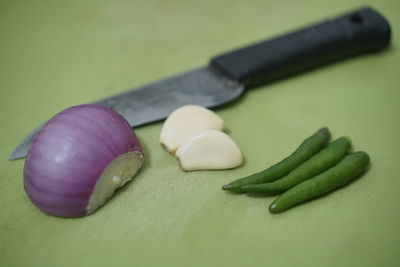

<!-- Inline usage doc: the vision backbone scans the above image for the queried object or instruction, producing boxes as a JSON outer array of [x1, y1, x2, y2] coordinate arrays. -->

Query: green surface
[[1, 0, 400, 266]]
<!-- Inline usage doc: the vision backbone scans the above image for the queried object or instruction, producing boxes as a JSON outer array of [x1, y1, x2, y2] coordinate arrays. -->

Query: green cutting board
[[1, 1, 400, 266]]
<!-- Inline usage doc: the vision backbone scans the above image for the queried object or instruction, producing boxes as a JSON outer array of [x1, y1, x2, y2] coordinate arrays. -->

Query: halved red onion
[[24, 104, 144, 217]]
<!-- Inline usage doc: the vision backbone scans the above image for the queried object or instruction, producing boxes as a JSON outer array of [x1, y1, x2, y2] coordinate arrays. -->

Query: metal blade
[[94, 66, 243, 126], [9, 66, 244, 160]]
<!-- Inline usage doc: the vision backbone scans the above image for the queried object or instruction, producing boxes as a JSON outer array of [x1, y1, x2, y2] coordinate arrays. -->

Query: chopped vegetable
[[269, 151, 370, 213], [24, 104, 144, 218], [241, 137, 351, 194], [222, 128, 331, 193], [160, 105, 224, 154], [175, 130, 243, 171]]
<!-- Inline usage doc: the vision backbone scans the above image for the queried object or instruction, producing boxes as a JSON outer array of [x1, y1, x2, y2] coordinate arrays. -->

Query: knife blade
[[10, 7, 390, 160]]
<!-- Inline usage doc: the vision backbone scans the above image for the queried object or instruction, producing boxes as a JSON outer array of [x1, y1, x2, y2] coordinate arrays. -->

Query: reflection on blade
[[95, 67, 243, 126]]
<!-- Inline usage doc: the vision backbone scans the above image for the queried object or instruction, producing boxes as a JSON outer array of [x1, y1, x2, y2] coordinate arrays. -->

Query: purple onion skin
[[24, 104, 142, 218]]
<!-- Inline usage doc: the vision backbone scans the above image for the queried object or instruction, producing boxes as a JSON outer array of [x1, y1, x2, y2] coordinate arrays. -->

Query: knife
[[10, 7, 390, 160]]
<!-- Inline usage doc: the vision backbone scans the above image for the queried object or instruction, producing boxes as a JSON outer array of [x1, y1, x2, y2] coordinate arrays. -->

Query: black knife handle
[[211, 7, 391, 87]]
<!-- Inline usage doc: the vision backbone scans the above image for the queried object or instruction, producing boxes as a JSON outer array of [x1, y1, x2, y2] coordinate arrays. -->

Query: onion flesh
[[86, 151, 144, 214]]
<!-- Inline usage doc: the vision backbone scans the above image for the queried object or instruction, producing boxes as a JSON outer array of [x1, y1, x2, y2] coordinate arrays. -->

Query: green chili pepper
[[269, 151, 370, 213], [241, 137, 351, 194], [222, 128, 331, 193]]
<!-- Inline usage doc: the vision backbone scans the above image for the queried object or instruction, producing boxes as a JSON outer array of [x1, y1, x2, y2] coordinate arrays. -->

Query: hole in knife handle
[[350, 13, 364, 25]]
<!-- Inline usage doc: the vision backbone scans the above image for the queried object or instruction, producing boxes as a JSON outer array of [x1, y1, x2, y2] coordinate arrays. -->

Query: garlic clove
[[175, 130, 243, 171], [160, 105, 224, 154]]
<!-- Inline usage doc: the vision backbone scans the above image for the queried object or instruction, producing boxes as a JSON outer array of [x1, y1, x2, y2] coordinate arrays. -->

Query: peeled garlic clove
[[175, 130, 243, 171], [160, 105, 224, 154]]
